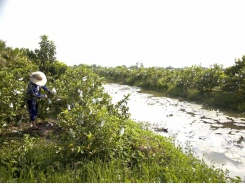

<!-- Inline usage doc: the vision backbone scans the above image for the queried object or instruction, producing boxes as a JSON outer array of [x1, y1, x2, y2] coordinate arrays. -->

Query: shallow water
[[104, 83, 245, 179]]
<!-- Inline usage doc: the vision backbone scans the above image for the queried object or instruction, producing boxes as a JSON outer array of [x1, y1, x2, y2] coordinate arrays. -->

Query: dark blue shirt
[[26, 81, 49, 99]]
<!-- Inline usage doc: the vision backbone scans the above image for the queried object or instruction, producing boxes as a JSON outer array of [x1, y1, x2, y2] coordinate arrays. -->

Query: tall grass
[[0, 124, 241, 183]]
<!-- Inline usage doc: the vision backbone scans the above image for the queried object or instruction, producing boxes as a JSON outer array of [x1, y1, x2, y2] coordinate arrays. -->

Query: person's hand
[[44, 94, 48, 98]]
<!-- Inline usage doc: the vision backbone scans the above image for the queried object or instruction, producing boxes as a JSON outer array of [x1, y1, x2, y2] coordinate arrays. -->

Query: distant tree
[[0, 40, 6, 52], [35, 35, 56, 71], [140, 62, 144, 68], [26, 48, 38, 62], [166, 66, 174, 70], [222, 56, 245, 92], [225, 57, 245, 76], [129, 62, 141, 69], [0, 40, 7, 66]]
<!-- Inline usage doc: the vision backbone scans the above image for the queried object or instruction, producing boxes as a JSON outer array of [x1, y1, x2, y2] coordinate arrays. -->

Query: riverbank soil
[[1, 121, 63, 140]]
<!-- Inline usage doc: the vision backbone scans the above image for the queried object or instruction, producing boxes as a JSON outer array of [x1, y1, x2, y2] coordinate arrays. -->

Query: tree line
[[92, 58, 245, 112]]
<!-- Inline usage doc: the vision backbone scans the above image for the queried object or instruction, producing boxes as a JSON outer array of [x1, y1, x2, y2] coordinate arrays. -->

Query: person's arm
[[42, 85, 54, 95], [41, 85, 50, 93]]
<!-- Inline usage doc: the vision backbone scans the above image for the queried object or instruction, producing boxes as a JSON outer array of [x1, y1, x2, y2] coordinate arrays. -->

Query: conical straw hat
[[30, 71, 47, 86]]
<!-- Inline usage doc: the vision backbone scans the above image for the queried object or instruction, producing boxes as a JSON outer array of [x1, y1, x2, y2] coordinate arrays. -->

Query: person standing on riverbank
[[26, 71, 53, 130]]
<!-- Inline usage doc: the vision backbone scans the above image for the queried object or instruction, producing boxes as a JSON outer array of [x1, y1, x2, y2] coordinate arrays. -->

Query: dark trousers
[[27, 99, 38, 121]]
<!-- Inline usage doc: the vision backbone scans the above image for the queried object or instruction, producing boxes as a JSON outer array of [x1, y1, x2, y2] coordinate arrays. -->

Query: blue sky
[[0, 0, 245, 68]]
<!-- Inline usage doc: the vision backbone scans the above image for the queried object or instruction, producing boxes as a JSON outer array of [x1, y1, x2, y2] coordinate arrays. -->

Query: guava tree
[[222, 57, 245, 92], [222, 57, 245, 110], [0, 45, 38, 133], [194, 64, 224, 93], [45, 65, 131, 158]]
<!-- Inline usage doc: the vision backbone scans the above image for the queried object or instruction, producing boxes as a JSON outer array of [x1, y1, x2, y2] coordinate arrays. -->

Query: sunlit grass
[[0, 121, 241, 183]]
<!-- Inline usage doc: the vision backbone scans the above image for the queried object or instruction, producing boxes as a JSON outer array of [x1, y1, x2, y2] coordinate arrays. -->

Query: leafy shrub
[[0, 56, 38, 133]]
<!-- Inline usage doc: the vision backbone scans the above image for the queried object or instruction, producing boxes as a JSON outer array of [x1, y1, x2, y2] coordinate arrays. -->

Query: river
[[104, 83, 245, 180]]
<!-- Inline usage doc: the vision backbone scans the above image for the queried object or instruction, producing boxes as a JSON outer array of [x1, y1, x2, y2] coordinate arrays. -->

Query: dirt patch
[[1, 121, 63, 140], [32, 121, 63, 137]]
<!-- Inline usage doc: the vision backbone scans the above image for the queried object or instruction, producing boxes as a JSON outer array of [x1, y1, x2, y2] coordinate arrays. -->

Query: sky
[[0, 0, 245, 68]]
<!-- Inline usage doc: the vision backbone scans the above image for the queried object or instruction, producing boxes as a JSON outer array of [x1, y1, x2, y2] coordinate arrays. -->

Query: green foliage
[[0, 124, 241, 183], [26, 35, 57, 73], [53, 66, 131, 158], [193, 64, 224, 93], [222, 57, 245, 109], [94, 60, 245, 112], [36, 35, 56, 68], [0, 46, 38, 133], [47, 60, 68, 79]]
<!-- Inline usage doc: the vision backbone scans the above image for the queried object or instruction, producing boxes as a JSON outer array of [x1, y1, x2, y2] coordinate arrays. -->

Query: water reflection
[[104, 83, 245, 179]]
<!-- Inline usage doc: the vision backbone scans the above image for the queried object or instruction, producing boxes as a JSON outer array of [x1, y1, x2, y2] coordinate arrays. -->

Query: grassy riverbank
[[0, 119, 241, 183]]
